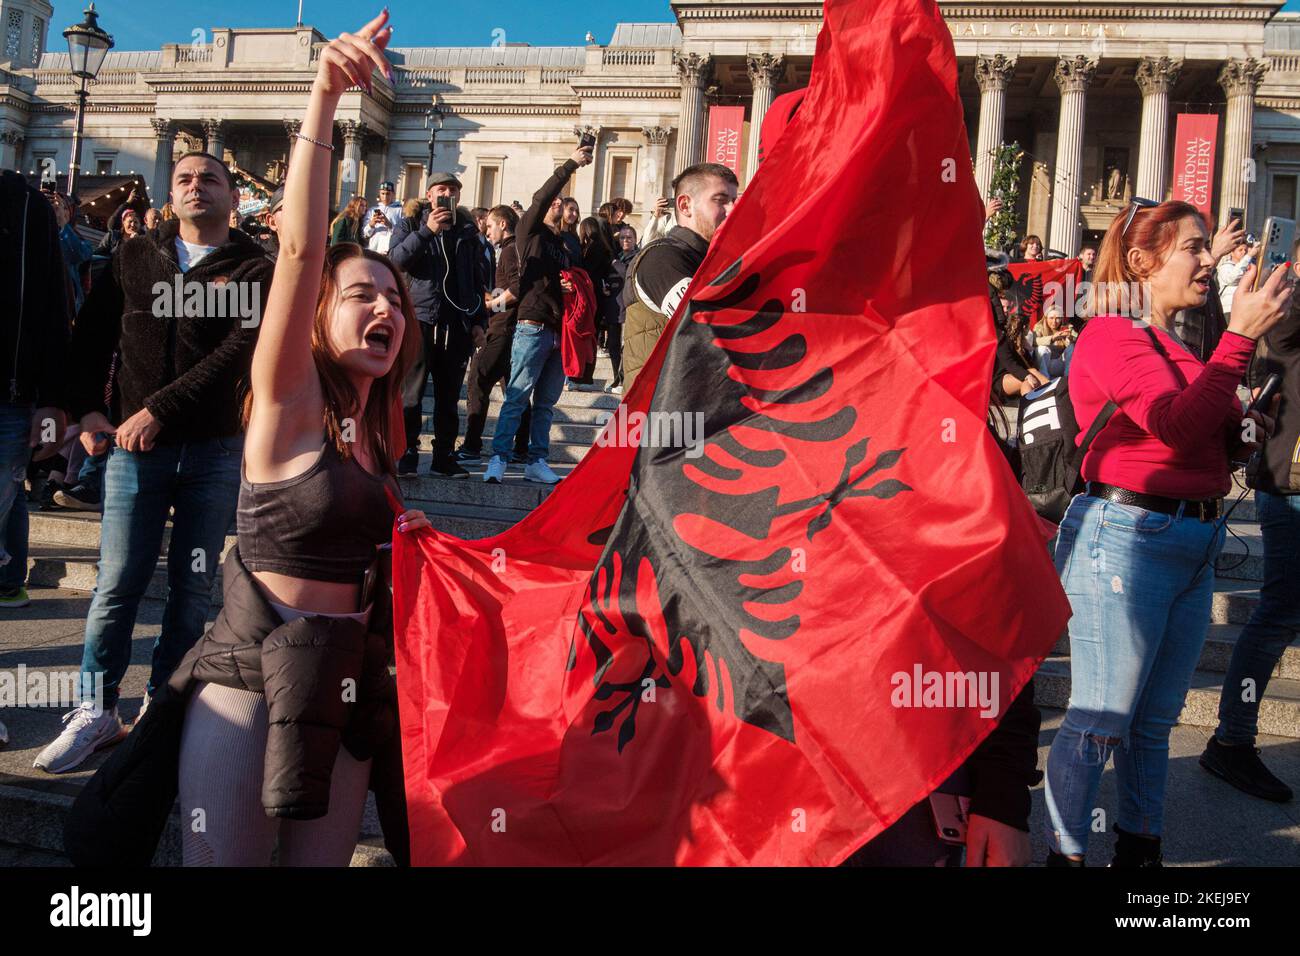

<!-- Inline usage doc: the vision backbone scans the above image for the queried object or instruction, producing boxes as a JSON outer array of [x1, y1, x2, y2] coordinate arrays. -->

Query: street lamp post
[[63, 3, 114, 201], [425, 104, 445, 175]]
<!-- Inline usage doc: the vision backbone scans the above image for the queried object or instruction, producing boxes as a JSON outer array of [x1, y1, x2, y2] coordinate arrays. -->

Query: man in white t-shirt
[[36, 152, 275, 775], [364, 180, 403, 255]]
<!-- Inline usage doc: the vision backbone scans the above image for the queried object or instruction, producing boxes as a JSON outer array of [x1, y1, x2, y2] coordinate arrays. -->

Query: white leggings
[[178, 603, 372, 867]]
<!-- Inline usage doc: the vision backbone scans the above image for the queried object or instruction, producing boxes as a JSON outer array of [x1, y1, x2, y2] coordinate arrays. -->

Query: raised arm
[[517, 149, 589, 239], [250, 11, 393, 420]]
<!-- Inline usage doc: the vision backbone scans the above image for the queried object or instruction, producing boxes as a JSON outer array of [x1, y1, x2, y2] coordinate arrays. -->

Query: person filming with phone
[[389, 172, 490, 478], [1045, 199, 1293, 866]]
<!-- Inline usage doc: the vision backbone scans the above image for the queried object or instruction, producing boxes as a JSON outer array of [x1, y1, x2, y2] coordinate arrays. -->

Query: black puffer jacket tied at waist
[[63, 545, 408, 866], [174, 544, 399, 817]]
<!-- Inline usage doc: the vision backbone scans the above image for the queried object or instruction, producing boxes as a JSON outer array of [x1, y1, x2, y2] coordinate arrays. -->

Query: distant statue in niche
[[1103, 146, 1130, 201], [1107, 167, 1124, 200]]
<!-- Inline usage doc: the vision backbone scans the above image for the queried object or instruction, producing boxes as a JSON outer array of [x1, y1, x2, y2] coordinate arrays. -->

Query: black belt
[[1086, 482, 1223, 523]]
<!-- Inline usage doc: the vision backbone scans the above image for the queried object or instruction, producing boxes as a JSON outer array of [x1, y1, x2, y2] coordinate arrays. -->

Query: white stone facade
[[3, 1, 1300, 252]]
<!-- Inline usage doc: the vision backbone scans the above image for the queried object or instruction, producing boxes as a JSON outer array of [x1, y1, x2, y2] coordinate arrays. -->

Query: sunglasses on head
[[1121, 197, 1160, 236]]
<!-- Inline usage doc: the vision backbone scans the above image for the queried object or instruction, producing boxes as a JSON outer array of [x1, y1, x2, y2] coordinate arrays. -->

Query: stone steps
[[1051, 622, 1300, 682], [1036, 656, 1300, 739], [1214, 522, 1265, 583]]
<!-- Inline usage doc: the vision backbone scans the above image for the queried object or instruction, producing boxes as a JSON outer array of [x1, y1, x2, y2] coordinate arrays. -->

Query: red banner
[[1171, 114, 1219, 225], [706, 106, 746, 174]]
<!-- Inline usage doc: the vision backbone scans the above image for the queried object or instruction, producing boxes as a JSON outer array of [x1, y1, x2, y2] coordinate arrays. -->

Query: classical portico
[[5, 0, 1300, 252]]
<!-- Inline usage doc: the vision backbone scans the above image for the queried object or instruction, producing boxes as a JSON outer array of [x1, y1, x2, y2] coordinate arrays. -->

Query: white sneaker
[[483, 455, 507, 484], [524, 460, 562, 485], [33, 702, 126, 773], [135, 691, 151, 726]]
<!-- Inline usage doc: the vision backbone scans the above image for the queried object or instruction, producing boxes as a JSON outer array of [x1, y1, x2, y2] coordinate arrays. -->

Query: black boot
[[1200, 736, 1294, 803], [1110, 824, 1163, 868], [1046, 849, 1084, 867]]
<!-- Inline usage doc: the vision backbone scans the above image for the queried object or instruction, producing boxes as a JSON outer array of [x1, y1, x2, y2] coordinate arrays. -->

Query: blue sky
[[61, 0, 1300, 54], [66, 1, 678, 52]]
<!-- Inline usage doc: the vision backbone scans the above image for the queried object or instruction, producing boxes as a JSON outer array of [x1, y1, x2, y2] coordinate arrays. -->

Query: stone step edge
[[1036, 658, 1300, 738], [0, 781, 391, 865]]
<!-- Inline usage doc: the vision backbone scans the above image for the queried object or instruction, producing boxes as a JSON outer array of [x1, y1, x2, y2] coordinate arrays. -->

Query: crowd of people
[[1, 10, 1296, 868]]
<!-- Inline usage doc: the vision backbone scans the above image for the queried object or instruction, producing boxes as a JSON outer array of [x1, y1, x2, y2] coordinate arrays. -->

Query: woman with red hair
[[1045, 199, 1292, 866]]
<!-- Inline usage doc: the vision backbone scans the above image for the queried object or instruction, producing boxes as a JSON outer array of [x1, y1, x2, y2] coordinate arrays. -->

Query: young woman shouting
[[174, 10, 428, 866]]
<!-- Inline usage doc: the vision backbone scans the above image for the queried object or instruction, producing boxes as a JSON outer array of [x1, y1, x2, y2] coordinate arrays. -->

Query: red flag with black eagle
[[392, 0, 1070, 866], [1006, 259, 1085, 329]]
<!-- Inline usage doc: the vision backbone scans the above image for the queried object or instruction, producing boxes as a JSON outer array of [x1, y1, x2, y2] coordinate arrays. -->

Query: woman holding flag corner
[[172, 9, 429, 866]]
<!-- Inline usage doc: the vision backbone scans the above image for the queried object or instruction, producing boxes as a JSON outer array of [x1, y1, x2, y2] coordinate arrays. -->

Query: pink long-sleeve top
[[1069, 316, 1255, 499]]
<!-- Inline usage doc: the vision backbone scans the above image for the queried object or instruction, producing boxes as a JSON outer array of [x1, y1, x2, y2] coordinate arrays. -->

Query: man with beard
[[621, 162, 738, 392]]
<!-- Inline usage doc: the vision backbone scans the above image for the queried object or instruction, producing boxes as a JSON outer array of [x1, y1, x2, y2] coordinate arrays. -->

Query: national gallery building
[[4, 0, 1300, 253]]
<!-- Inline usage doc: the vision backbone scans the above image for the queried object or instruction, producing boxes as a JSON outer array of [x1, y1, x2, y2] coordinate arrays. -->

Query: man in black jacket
[[390, 171, 490, 478], [482, 145, 593, 485], [0, 170, 71, 616], [1202, 251, 1300, 805], [34, 152, 273, 774], [458, 204, 529, 464]]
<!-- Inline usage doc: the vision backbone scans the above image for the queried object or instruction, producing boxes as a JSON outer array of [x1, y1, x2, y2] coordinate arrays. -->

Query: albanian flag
[[1007, 259, 1085, 329], [392, 0, 1070, 866]]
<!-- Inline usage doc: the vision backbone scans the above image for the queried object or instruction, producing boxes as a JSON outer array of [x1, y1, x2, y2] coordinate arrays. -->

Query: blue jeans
[[491, 323, 565, 463], [0, 403, 33, 587], [80, 436, 243, 709], [1045, 491, 1226, 856], [76, 449, 108, 497], [1216, 490, 1300, 745]]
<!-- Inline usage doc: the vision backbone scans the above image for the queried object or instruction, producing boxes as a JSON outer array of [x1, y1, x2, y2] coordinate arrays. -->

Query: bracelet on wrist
[[293, 132, 334, 152]]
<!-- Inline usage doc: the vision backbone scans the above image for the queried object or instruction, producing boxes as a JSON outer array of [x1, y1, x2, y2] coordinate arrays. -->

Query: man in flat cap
[[389, 171, 490, 477]]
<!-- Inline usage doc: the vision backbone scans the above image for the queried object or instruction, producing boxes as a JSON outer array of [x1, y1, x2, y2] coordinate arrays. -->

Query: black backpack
[[1016, 327, 1162, 521], [1016, 376, 1117, 523]]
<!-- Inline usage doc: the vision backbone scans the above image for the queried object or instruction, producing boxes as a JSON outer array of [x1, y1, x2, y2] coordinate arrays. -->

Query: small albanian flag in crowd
[[391, 0, 1070, 866], [1007, 258, 1085, 329]]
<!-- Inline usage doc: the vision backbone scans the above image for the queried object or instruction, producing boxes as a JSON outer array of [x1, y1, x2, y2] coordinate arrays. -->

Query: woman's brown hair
[[329, 196, 367, 234], [243, 243, 421, 475], [1090, 200, 1203, 318], [1019, 234, 1043, 258]]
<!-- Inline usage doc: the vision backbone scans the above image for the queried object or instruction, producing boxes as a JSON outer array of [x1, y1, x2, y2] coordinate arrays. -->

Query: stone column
[[202, 118, 226, 163], [673, 53, 712, 174], [744, 53, 784, 184], [1135, 57, 1181, 201], [149, 119, 174, 206], [1049, 55, 1096, 257], [0, 128, 25, 174], [1218, 58, 1269, 227], [338, 120, 367, 208], [641, 125, 673, 208], [973, 54, 1017, 200]]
